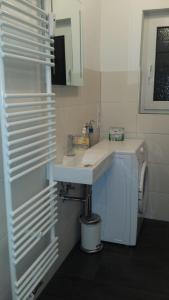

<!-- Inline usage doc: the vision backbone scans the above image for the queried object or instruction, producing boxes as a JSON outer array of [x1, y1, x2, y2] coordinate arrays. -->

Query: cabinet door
[[92, 170, 109, 238], [52, 0, 84, 86], [93, 157, 131, 245]]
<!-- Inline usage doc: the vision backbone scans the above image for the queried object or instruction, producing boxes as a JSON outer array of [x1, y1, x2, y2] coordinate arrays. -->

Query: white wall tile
[[55, 102, 99, 162], [137, 114, 169, 135], [101, 71, 139, 103], [83, 0, 101, 71], [142, 134, 169, 164], [149, 163, 169, 194], [54, 69, 101, 108], [101, 101, 138, 135], [145, 192, 169, 221]]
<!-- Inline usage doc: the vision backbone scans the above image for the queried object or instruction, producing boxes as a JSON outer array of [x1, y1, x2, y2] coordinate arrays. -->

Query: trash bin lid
[[80, 214, 101, 225]]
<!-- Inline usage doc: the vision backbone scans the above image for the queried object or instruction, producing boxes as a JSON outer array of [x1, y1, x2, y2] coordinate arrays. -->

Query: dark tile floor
[[38, 219, 169, 300]]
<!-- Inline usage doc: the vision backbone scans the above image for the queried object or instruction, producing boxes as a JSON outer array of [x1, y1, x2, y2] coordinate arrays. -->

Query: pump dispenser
[[82, 124, 87, 136], [81, 124, 89, 147]]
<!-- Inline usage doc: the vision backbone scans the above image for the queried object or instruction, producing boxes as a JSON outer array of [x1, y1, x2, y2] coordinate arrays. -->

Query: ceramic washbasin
[[52, 144, 113, 185]]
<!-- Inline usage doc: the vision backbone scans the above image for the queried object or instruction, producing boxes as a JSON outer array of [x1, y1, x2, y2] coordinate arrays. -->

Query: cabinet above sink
[[48, 0, 83, 87]]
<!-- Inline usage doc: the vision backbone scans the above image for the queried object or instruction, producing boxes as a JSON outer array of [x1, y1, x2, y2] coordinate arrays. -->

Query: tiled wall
[[54, 69, 101, 162], [100, 0, 169, 222]]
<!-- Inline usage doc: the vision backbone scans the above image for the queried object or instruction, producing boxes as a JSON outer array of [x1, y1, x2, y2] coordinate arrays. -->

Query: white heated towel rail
[[0, 1, 58, 299]]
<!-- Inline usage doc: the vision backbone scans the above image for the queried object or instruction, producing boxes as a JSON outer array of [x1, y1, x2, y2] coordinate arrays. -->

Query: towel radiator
[[0, 1, 58, 299]]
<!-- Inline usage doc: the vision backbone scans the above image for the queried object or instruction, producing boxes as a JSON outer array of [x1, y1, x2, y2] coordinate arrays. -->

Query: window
[[140, 10, 169, 113]]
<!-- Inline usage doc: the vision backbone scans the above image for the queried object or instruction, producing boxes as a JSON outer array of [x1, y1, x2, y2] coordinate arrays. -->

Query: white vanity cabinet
[[52, 0, 83, 86], [92, 141, 147, 247]]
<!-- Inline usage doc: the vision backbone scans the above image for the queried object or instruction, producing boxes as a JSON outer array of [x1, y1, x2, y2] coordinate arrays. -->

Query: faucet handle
[[88, 120, 96, 134], [89, 120, 95, 125]]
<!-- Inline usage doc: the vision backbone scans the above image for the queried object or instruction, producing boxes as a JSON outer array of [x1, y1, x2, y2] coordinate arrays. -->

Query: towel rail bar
[[12, 189, 57, 223], [12, 184, 57, 217], [0, 10, 48, 32], [7, 0, 48, 16], [5, 93, 55, 99], [15, 239, 58, 287], [13, 212, 58, 251], [9, 149, 56, 174], [9, 155, 56, 182], [5, 101, 55, 108], [14, 218, 58, 264], [8, 129, 56, 146], [18, 252, 58, 300], [13, 198, 57, 235], [0, 0, 48, 24], [0, 2, 58, 298], [7, 122, 56, 137], [13, 207, 58, 242], [6, 107, 55, 117], [2, 52, 54, 66], [9, 142, 56, 164], [2, 42, 54, 59], [0, 21, 52, 42], [9, 135, 56, 155], [6, 115, 56, 127], [0, 32, 53, 50]]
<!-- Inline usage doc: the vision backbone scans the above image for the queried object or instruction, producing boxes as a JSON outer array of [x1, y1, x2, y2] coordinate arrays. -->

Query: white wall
[[100, 0, 169, 221], [83, 0, 101, 71]]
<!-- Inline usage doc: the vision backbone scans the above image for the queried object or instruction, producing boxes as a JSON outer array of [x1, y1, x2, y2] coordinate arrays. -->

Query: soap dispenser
[[82, 124, 87, 136], [88, 120, 95, 147], [89, 120, 94, 134]]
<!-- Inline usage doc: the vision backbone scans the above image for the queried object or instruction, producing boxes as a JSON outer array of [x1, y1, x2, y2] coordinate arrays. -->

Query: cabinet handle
[[68, 69, 71, 85], [148, 64, 153, 82]]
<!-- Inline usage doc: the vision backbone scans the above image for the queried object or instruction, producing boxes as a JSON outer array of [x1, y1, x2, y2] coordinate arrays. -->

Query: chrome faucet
[[66, 134, 74, 156]]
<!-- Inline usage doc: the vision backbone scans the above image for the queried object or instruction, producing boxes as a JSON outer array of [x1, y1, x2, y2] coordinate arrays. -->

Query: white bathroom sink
[[52, 144, 113, 185]]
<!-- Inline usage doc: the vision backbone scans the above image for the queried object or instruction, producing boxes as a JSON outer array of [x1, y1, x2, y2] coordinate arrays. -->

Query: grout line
[[148, 191, 169, 197], [101, 100, 137, 104], [148, 162, 169, 166]]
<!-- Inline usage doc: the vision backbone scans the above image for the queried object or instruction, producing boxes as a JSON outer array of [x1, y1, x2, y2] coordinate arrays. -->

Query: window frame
[[140, 10, 169, 114]]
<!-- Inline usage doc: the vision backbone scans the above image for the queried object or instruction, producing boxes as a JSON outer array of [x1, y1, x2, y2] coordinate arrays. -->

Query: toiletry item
[[109, 127, 125, 141], [74, 136, 89, 147], [81, 124, 90, 146], [88, 120, 98, 147], [89, 120, 94, 134], [72, 133, 90, 155]]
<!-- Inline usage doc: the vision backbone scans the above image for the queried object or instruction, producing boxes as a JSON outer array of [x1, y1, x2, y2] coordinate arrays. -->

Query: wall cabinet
[[51, 0, 83, 86]]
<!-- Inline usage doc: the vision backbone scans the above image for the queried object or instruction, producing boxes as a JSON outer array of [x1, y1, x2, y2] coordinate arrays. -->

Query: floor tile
[[56, 246, 102, 280], [38, 219, 169, 300]]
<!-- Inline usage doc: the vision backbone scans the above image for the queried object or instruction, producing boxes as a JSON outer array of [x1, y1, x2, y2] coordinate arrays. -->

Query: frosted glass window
[[154, 27, 169, 101]]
